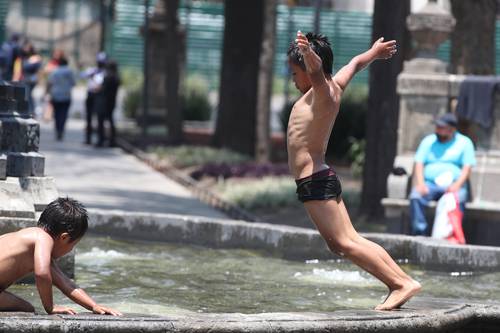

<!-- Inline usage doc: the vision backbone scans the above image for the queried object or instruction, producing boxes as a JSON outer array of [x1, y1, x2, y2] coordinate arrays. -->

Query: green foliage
[[181, 75, 212, 121], [121, 67, 144, 90], [149, 145, 250, 168], [216, 177, 296, 210], [278, 84, 368, 161], [347, 137, 365, 179], [327, 84, 368, 159], [121, 67, 143, 119], [123, 88, 142, 119]]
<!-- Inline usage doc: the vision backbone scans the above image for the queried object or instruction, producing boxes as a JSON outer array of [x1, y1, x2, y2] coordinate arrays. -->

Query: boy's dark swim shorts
[[295, 167, 342, 202]]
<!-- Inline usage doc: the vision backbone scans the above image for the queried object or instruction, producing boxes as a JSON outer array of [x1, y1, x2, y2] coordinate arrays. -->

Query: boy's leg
[[337, 200, 413, 282], [0, 291, 35, 312], [304, 198, 420, 310]]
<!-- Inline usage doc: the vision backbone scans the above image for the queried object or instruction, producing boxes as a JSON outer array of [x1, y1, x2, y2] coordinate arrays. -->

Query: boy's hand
[[51, 305, 77, 315], [296, 31, 312, 56], [371, 37, 397, 60], [92, 304, 123, 316], [295, 31, 323, 74]]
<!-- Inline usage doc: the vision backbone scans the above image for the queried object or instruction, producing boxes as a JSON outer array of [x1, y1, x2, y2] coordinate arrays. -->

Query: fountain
[[3, 210, 500, 332], [2, 2, 500, 331]]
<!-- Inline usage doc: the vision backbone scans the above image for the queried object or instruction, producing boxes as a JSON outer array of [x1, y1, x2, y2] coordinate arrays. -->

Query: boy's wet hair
[[38, 197, 88, 241], [287, 32, 334, 75]]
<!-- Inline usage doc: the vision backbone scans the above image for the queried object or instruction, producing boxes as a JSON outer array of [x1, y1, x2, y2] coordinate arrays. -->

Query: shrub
[[278, 84, 368, 161], [123, 87, 142, 119], [327, 84, 368, 159], [121, 67, 143, 120], [347, 137, 365, 179], [181, 75, 212, 121], [216, 177, 296, 210], [190, 162, 289, 180], [149, 145, 250, 168]]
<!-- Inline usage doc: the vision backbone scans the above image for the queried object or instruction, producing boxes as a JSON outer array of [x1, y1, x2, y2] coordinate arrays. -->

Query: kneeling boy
[[0, 197, 121, 315]]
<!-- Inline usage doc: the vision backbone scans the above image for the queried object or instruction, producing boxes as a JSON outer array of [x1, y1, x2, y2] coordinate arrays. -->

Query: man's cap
[[435, 113, 457, 127], [96, 52, 107, 64]]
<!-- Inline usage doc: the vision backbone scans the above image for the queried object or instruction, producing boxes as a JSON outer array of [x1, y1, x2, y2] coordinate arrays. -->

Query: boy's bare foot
[[375, 279, 421, 311]]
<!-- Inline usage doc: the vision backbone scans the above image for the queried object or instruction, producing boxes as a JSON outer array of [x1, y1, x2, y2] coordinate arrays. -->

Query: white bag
[[431, 192, 456, 239]]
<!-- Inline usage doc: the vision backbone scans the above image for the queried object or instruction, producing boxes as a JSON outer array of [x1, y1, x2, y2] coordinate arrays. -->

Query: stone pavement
[[1, 299, 499, 333], [39, 118, 228, 219]]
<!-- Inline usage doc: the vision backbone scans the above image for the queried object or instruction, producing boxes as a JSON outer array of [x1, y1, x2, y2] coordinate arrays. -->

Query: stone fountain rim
[[0, 301, 498, 333], [87, 209, 500, 271]]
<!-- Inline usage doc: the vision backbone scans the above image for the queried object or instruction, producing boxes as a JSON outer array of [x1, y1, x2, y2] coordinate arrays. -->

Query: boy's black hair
[[287, 32, 334, 75], [38, 197, 88, 241]]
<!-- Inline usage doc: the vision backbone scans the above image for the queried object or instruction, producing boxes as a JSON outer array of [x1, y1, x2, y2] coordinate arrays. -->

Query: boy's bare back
[[0, 228, 53, 290]]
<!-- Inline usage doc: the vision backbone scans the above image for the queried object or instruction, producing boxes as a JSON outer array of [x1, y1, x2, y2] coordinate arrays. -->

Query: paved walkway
[[39, 118, 228, 219]]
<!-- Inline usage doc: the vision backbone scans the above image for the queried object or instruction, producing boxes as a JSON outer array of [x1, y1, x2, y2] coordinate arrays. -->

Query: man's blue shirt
[[414, 132, 476, 184]]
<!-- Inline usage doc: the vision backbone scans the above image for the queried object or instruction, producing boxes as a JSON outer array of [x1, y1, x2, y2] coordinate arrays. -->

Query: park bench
[[382, 152, 500, 246]]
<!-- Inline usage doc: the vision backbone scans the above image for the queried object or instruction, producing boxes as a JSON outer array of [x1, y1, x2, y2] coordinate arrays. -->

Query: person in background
[[409, 113, 476, 236], [12, 41, 42, 114], [81, 52, 107, 145], [41, 49, 66, 121], [44, 49, 65, 75], [0, 33, 21, 81], [47, 57, 75, 141], [96, 60, 121, 147]]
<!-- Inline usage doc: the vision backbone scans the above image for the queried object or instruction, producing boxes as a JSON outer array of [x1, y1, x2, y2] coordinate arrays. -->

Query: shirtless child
[[0, 197, 121, 315], [287, 31, 421, 310]]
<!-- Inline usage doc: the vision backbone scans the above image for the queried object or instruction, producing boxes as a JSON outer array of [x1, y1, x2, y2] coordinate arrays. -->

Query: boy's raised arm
[[296, 31, 331, 101], [334, 37, 397, 91], [51, 261, 122, 316]]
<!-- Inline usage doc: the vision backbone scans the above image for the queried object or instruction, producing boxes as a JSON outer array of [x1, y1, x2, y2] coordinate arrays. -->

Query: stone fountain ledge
[[0, 299, 499, 333], [89, 209, 500, 271]]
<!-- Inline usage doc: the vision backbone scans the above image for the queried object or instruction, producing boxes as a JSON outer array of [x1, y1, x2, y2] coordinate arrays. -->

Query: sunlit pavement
[[39, 114, 228, 218]]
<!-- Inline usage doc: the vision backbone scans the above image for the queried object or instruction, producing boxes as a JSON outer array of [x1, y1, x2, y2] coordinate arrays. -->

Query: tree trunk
[[360, 0, 411, 219], [164, 0, 183, 144], [450, 0, 497, 75], [213, 0, 264, 156], [255, 0, 277, 163]]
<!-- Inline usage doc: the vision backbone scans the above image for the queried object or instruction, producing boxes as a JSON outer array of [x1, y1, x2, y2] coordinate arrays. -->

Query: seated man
[[409, 113, 476, 236]]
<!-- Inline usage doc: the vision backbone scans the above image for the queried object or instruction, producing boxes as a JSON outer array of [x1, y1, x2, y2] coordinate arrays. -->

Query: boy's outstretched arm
[[334, 37, 397, 91], [34, 233, 76, 314], [50, 261, 122, 316]]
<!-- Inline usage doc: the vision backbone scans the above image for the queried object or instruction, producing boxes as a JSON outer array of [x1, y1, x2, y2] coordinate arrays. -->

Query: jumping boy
[[0, 197, 122, 315], [287, 31, 421, 310]]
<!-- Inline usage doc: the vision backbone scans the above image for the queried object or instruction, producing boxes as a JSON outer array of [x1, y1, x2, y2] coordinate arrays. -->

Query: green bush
[[328, 84, 368, 159], [347, 137, 365, 179], [121, 67, 144, 91], [278, 84, 368, 161], [181, 75, 212, 121], [121, 68, 144, 120], [216, 177, 296, 210], [123, 88, 142, 119], [149, 145, 250, 168]]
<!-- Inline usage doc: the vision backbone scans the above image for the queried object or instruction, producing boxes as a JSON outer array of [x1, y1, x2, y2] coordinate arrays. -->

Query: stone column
[[396, 0, 456, 154], [0, 82, 70, 276]]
